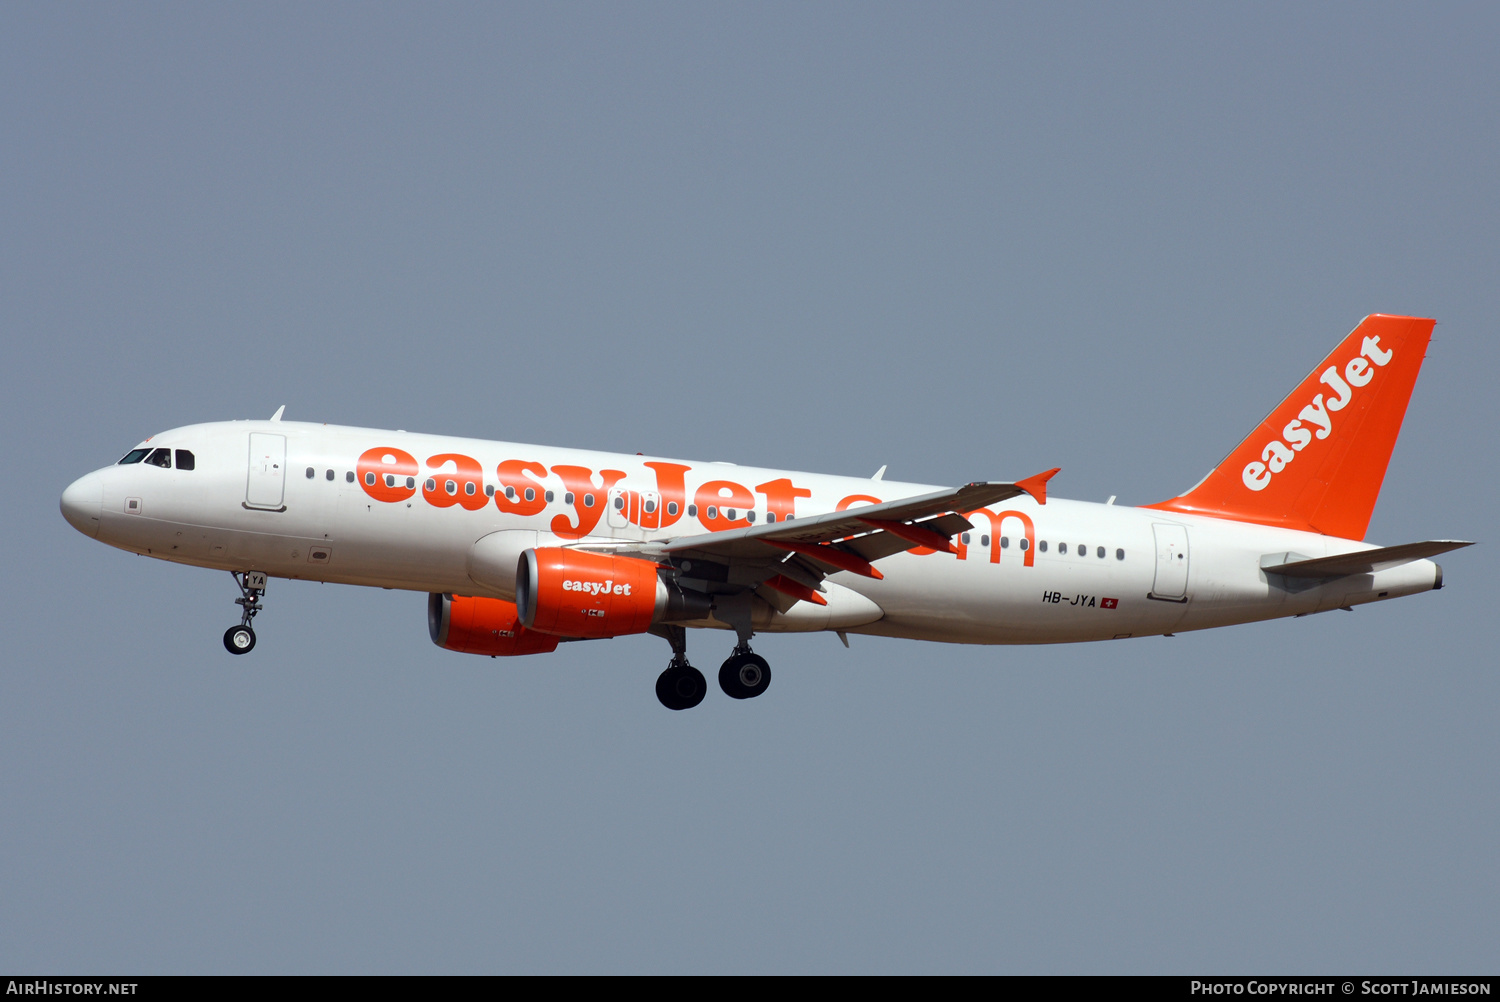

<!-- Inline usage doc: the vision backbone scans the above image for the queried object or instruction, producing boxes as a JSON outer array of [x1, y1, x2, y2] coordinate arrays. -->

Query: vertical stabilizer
[[1146, 314, 1434, 540]]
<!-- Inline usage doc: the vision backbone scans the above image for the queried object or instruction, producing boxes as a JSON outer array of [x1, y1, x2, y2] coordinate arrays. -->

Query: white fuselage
[[60, 420, 1442, 645]]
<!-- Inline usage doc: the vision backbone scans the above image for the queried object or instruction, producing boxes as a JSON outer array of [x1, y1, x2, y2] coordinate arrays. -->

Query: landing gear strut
[[223, 570, 266, 655], [651, 625, 706, 710], [719, 643, 771, 699]]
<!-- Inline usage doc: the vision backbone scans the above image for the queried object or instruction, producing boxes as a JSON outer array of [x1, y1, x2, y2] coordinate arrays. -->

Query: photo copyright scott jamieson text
[[7, 985, 137, 996], [1191, 983, 1491, 996]]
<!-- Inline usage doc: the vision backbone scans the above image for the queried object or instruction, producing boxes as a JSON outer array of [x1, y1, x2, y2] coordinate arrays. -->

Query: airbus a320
[[60, 315, 1469, 709]]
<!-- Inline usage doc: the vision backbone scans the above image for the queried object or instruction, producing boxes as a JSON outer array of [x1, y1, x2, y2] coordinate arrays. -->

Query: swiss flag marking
[[1101, 597, 1119, 609]]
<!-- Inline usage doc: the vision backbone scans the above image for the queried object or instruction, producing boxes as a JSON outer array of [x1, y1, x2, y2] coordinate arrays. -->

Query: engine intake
[[428, 592, 560, 656]]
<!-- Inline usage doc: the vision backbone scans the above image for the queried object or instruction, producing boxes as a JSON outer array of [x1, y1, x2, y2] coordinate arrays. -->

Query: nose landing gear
[[718, 644, 771, 699], [223, 571, 266, 655]]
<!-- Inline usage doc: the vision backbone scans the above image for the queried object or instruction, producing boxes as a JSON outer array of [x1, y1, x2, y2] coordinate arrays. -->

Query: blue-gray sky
[[2, 3, 1496, 973]]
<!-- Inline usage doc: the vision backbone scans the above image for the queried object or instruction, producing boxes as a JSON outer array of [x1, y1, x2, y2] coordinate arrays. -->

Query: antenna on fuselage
[[269, 405, 286, 422]]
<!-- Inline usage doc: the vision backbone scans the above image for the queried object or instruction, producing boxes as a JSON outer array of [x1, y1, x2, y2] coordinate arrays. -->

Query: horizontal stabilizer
[[1261, 540, 1472, 579]]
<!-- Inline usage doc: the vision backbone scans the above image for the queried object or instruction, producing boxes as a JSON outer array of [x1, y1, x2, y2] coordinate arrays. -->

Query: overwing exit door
[[246, 433, 287, 510]]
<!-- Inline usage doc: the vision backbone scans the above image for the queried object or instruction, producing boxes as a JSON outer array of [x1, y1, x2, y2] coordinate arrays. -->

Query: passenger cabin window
[[145, 448, 172, 468], [325, 469, 334, 481], [118, 449, 150, 465], [1058, 542, 1067, 554], [306, 467, 315, 479], [668, 502, 679, 516], [545, 491, 555, 503], [346, 471, 355, 484], [1039, 541, 1048, 552], [175, 450, 196, 471]]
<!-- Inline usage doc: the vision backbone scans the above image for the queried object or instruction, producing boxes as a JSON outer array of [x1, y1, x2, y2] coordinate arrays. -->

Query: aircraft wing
[[562, 469, 1057, 613], [660, 471, 1058, 562]]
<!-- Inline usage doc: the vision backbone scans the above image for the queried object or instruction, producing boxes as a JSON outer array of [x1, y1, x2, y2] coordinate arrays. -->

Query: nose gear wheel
[[223, 625, 256, 654], [224, 571, 266, 656]]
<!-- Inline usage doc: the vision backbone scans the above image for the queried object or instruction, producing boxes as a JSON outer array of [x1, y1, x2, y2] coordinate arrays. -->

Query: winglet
[[270, 405, 286, 422], [1015, 468, 1060, 505]]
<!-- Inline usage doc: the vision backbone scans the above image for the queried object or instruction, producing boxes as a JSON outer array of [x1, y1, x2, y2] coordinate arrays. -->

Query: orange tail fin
[[1146, 314, 1434, 540]]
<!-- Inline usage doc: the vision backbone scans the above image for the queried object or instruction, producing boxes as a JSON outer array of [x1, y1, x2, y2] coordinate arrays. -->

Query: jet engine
[[428, 592, 560, 656], [516, 547, 708, 638]]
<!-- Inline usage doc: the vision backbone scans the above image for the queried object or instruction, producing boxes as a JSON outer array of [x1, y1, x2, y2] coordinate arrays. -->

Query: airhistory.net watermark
[[6, 984, 138, 995]]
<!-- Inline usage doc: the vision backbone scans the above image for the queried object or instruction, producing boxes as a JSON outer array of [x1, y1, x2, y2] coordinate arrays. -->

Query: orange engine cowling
[[428, 592, 561, 656], [516, 547, 666, 639]]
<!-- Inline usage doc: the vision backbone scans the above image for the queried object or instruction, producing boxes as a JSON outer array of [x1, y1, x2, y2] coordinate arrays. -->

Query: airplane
[[59, 314, 1470, 710]]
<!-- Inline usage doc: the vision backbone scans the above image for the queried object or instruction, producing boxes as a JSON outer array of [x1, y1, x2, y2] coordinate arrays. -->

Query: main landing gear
[[223, 570, 266, 655], [652, 625, 706, 711], [719, 644, 771, 700], [648, 627, 772, 710]]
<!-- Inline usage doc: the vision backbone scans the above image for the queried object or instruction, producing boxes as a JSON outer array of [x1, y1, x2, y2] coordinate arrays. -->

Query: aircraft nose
[[61, 471, 104, 538]]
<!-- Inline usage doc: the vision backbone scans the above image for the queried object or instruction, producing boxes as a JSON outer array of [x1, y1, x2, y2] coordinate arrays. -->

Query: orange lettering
[[550, 466, 627, 539], [357, 447, 418, 503], [756, 478, 812, 522], [835, 494, 882, 511], [695, 480, 754, 531], [966, 508, 1036, 566], [639, 462, 692, 529], [424, 453, 488, 511], [495, 460, 549, 516]]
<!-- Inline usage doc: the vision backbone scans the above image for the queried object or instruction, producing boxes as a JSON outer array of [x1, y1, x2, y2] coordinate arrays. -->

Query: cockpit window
[[145, 448, 172, 468], [175, 450, 195, 471], [118, 449, 150, 465]]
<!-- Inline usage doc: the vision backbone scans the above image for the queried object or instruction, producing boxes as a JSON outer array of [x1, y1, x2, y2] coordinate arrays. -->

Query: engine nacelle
[[428, 592, 561, 656], [517, 547, 678, 638]]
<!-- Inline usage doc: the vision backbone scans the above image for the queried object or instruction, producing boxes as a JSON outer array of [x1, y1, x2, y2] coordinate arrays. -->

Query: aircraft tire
[[656, 664, 706, 710], [718, 653, 771, 700], [223, 625, 256, 655]]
